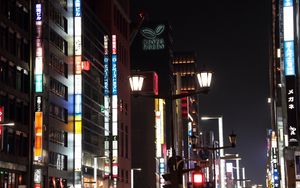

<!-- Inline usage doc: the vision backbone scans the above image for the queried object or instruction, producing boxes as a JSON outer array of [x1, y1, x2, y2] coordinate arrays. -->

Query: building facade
[[268, 0, 300, 187], [0, 0, 31, 187]]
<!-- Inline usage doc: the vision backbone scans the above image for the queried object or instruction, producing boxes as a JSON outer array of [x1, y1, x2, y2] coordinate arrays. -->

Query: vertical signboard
[[35, 3, 43, 92], [283, 0, 299, 146], [111, 35, 118, 179], [34, 3, 43, 162], [271, 132, 280, 187], [74, 0, 82, 187], [103, 35, 111, 177], [34, 3, 43, 187]]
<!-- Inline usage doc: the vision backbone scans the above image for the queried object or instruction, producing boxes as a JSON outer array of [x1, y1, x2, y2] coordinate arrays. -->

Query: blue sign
[[284, 41, 295, 76], [35, 4, 42, 21], [112, 54, 117, 95], [104, 63, 109, 96], [74, 0, 81, 17], [284, 0, 293, 7], [75, 94, 82, 114]]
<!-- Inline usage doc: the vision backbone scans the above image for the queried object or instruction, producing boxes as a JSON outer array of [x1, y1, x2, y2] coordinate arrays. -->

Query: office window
[[16, 68, 22, 91], [49, 103, 67, 123], [0, 25, 7, 49], [8, 98, 15, 121], [50, 78, 68, 100], [49, 128, 68, 147], [0, 60, 7, 82], [49, 54, 68, 77], [7, 64, 15, 88], [8, 30, 15, 55], [16, 101, 22, 123], [49, 151, 67, 171], [50, 29, 68, 55]]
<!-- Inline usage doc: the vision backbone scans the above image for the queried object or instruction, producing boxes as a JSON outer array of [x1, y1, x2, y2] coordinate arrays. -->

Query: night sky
[[131, 0, 271, 185]]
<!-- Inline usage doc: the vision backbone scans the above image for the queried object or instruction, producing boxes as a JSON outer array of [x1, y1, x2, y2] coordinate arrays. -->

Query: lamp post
[[193, 129, 237, 188], [131, 168, 142, 188], [129, 69, 213, 187], [201, 116, 226, 188]]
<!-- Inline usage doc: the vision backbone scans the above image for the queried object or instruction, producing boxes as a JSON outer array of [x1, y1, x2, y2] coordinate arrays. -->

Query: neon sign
[[141, 25, 165, 50]]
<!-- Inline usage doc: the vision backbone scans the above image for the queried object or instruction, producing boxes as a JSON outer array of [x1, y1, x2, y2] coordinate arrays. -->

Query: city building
[[268, 0, 300, 187], [81, 1, 109, 187], [172, 51, 200, 184], [32, 0, 75, 187], [93, 0, 132, 187], [0, 0, 31, 187], [131, 20, 174, 188]]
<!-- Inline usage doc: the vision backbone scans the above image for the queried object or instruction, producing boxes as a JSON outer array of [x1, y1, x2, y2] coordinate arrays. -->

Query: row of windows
[[119, 169, 129, 183], [83, 104, 103, 126], [0, 61, 30, 94], [0, 95, 29, 126], [0, 128, 28, 157], [49, 151, 67, 171], [0, 169, 26, 188], [50, 29, 68, 55], [49, 53, 68, 78], [49, 3, 68, 33], [113, 5, 128, 39], [49, 128, 68, 147], [49, 103, 67, 123], [50, 77, 68, 100], [119, 124, 129, 159], [0, 25, 30, 62], [0, 0, 29, 32], [49, 177, 67, 188]]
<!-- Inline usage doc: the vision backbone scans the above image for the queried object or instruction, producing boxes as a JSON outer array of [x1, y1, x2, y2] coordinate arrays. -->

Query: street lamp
[[0, 122, 15, 127], [129, 69, 213, 187], [131, 168, 142, 188]]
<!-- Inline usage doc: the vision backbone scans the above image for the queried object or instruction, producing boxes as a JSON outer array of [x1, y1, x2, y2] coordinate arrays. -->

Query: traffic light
[[162, 171, 179, 188], [192, 171, 204, 187]]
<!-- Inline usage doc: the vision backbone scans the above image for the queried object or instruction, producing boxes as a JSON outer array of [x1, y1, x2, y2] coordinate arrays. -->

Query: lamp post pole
[[201, 116, 225, 188], [131, 168, 141, 188], [129, 69, 213, 187]]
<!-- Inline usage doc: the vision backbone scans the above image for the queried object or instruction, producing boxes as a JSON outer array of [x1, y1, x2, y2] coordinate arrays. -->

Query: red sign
[[82, 61, 90, 71], [34, 184, 41, 188], [0, 106, 3, 123]]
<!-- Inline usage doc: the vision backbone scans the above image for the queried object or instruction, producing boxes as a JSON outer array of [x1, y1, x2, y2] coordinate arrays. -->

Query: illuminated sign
[[112, 35, 118, 178], [74, 0, 81, 16], [283, 0, 298, 147], [103, 35, 111, 177], [140, 25, 165, 50], [283, 0, 295, 76], [35, 4, 43, 93], [284, 41, 295, 75], [82, 61, 90, 71], [286, 76, 298, 145], [34, 112, 43, 161], [0, 106, 3, 123], [74, 1, 82, 187], [35, 4, 42, 21]]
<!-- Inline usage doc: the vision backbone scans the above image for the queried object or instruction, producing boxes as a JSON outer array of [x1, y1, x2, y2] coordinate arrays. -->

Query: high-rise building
[[81, 1, 109, 187], [0, 0, 31, 187], [32, 0, 75, 187], [269, 0, 300, 187], [172, 51, 200, 184], [131, 20, 174, 188], [91, 0, 132, 187]]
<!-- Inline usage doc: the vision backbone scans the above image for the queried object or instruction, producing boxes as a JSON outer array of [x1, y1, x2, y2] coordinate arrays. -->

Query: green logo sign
[[141, 25, 165, 50]]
